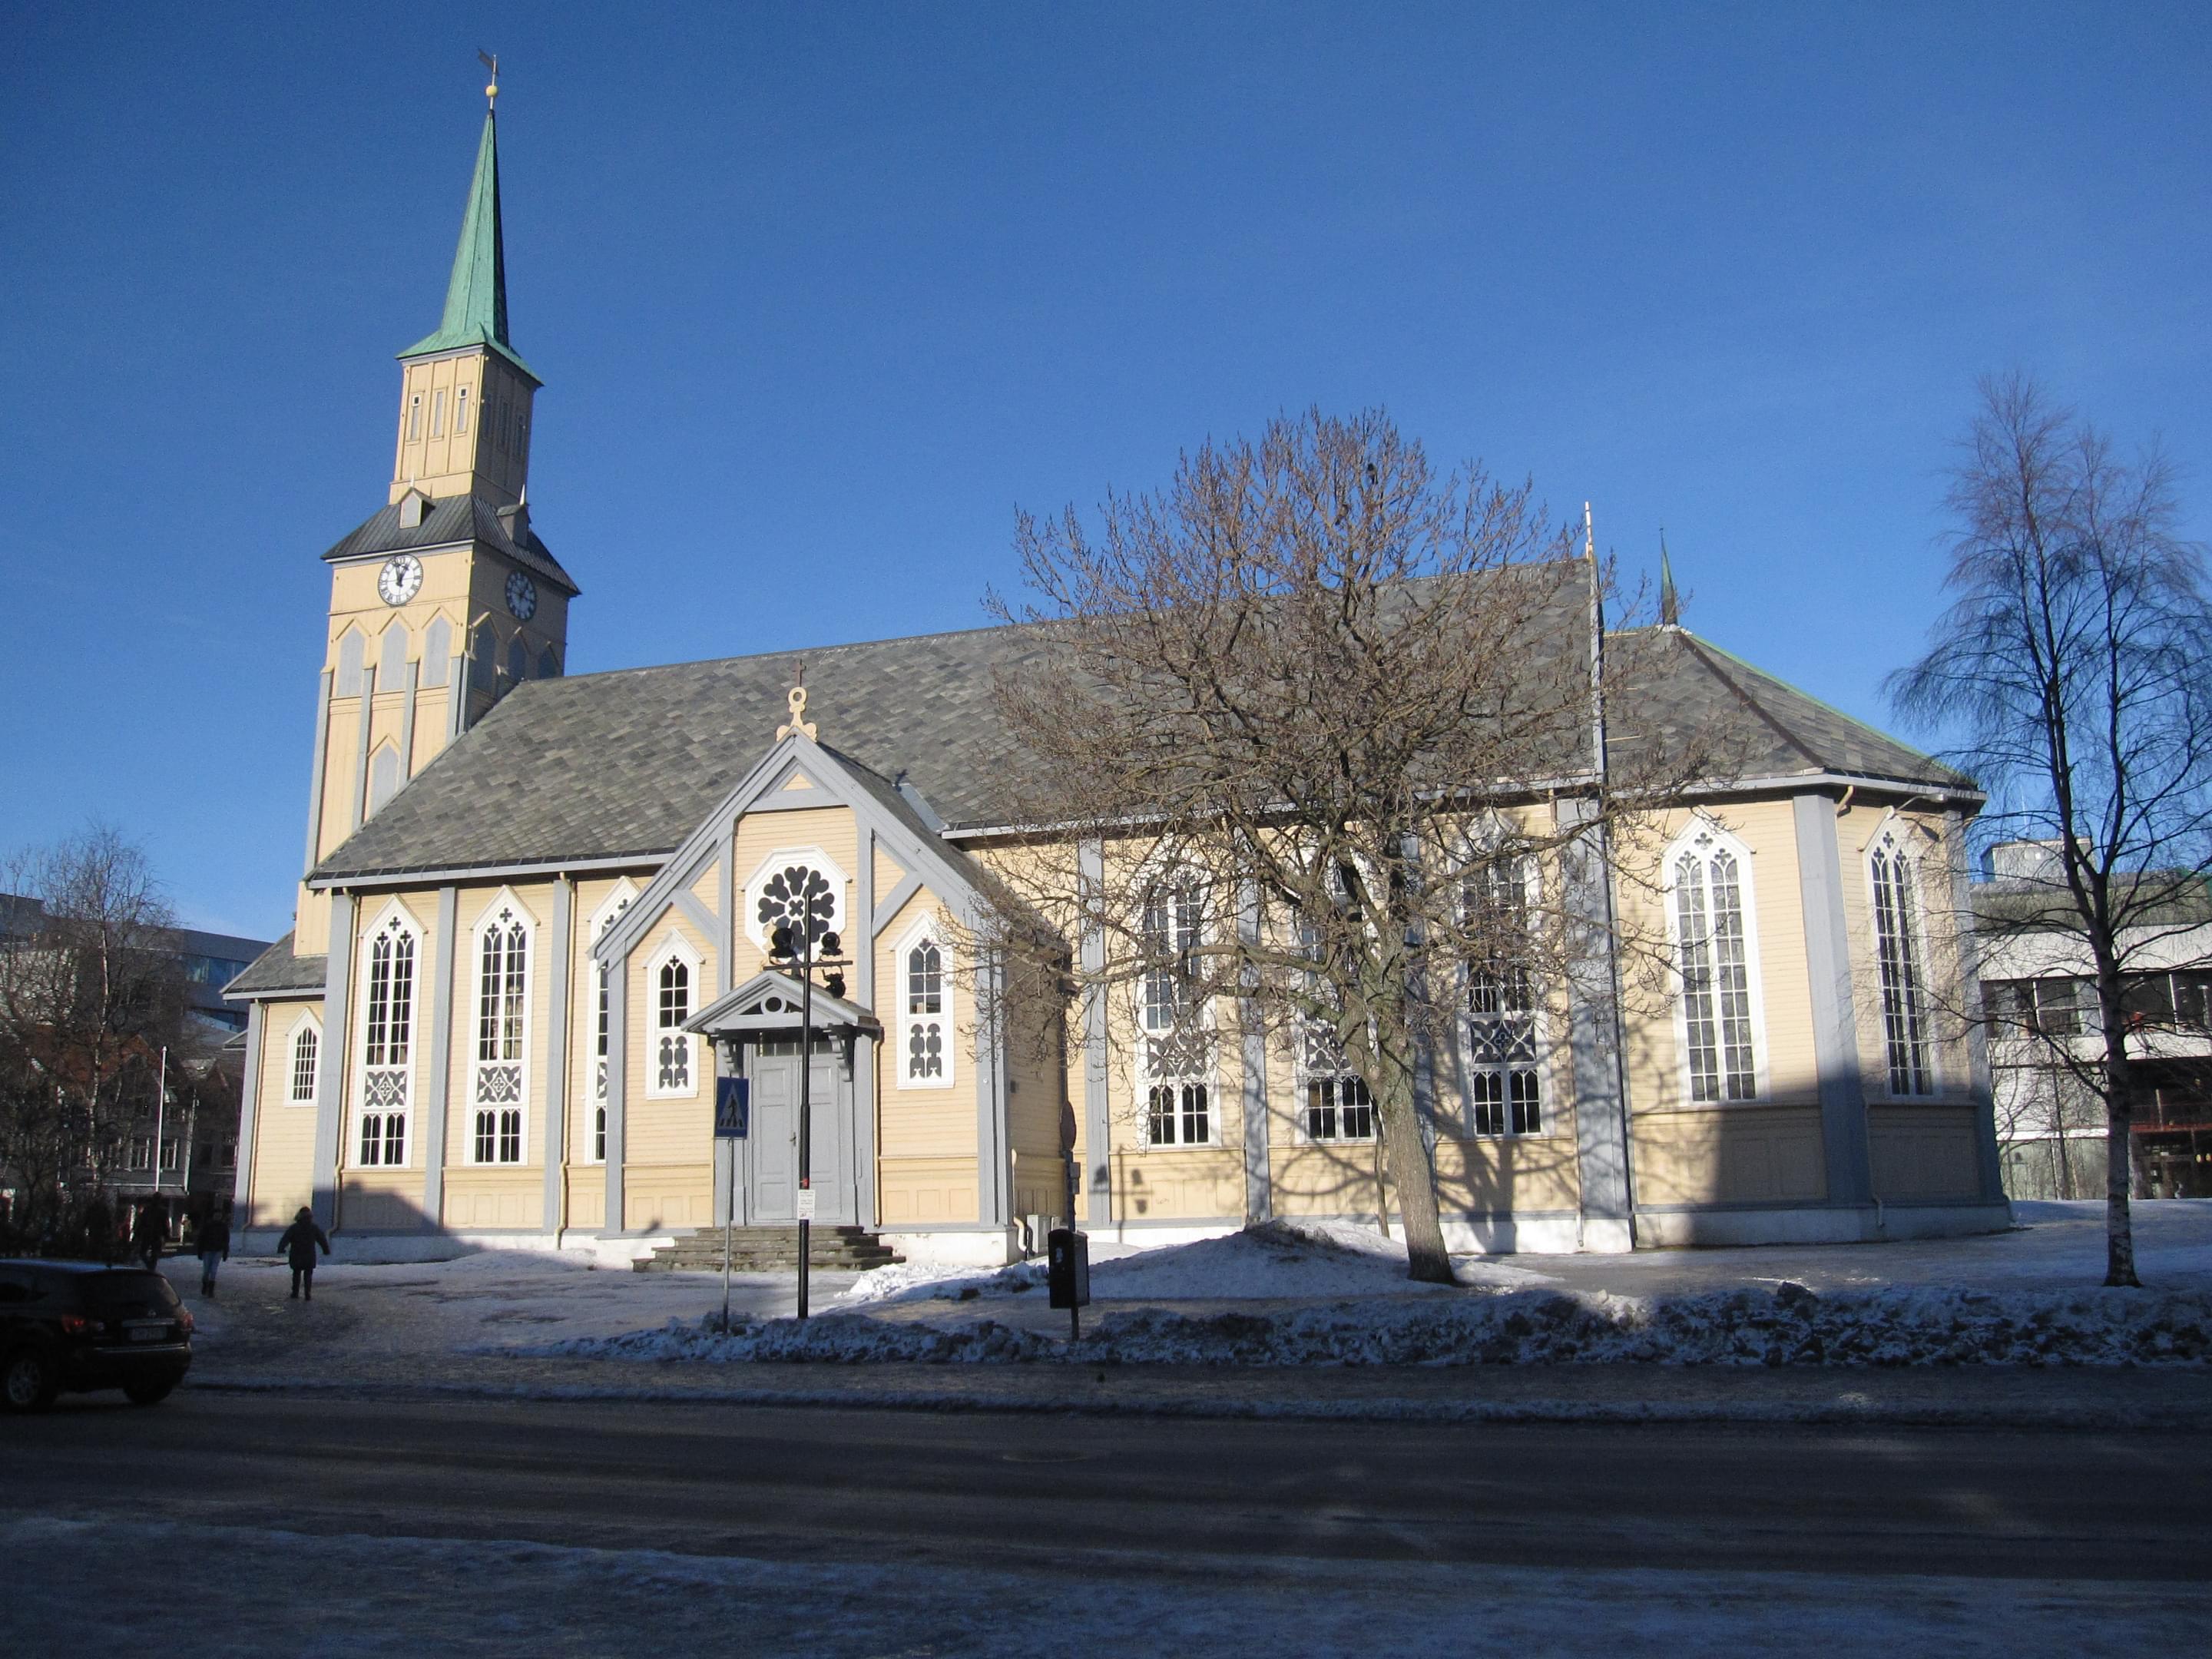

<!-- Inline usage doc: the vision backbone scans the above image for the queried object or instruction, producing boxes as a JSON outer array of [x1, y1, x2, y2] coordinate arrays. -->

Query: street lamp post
[[768, 921, 844, 1322]]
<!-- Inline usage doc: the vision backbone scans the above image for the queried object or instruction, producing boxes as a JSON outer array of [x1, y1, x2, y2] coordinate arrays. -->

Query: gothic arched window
[[471, 903, 528, 1163], [1671, 826, 1760, 1103], [654, 955, 694, 1095], [359, 913, 416, 1167], [1870, 832, 1934, 1096], [290, 1022, 319, 1105], [899, 928, 953, 1088]]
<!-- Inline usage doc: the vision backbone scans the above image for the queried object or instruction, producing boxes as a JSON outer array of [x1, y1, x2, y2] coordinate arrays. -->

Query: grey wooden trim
[[396, 658, 419, 783], [671, 885, 719, 945], [1554, 797, 1634, 1233], [748, 786, 846, 813], [420, 885, 459, 1230], [347, 665, 377, 833], [873, 869, 926, 936], [853, 1021, 879, 1228], [234, 1002, 267, 1224], [1793, 793, 1873, 1205], [604, 946, 628, 1232], [594, 731, 983, 968], [976, 952, 1011, 1227], [446, 650, 469, 740], [717, 838, 736, 998], [1079, 838, 1111, 1224], [854, 830, 877, 1005], [311, 893, 358, 1230], [1945, 808, 2007, 1204], [309, 853, 657, 892], [541, 875, 573, 1232], [1237, 879, 1271, 1224], [303, 669, 333, 876]]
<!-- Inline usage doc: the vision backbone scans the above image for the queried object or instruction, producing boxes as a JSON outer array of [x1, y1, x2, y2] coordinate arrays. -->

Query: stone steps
[[632, 1226, 903, 1273]]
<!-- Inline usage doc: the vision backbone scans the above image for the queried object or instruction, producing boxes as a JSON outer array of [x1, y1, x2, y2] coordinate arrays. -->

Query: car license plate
[[130, 1326, 164, 1342]]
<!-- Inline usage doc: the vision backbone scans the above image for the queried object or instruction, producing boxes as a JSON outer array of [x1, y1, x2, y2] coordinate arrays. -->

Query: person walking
[[197, 1207, 231, 1299], [134, 1196, 169, 1271], [276, 1207, 329, 1300]]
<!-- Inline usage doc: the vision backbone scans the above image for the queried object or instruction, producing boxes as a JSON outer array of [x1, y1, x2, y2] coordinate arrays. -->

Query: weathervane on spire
[[478, 48, 500, 110]]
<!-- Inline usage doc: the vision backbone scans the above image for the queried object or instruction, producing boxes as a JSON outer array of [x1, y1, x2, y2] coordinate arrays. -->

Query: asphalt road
[[2, 1390, 2202, 1584]]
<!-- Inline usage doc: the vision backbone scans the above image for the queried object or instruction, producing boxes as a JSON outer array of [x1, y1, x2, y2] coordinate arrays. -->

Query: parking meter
[[1047, 1226, 1089, 1339]]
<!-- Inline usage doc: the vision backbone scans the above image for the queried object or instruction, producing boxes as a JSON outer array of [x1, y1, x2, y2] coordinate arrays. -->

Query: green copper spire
[[399, 109, 534, 377], [1658, 531, 1681, 627]]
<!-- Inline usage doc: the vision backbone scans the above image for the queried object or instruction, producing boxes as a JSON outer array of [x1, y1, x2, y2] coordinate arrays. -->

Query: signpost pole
[[722, 1131, 733, 1332]]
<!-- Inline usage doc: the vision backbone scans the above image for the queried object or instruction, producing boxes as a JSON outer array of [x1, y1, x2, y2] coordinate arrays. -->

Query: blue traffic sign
[[714, 1076, 750, 1139]]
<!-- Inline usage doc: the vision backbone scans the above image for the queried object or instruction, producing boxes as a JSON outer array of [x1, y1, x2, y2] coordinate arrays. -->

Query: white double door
[[745, 1036, 852, 1226]]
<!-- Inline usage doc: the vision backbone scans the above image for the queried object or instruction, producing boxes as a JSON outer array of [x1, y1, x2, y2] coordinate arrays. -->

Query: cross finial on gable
[[777, 682, 817, 742]]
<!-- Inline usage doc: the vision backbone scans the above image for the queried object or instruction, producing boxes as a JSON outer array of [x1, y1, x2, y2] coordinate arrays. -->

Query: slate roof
[[306, 565, 1972, 886], [321, 494, 577, 596], [224, 932, 327, 1000], [1628, 629, 1972, 792]]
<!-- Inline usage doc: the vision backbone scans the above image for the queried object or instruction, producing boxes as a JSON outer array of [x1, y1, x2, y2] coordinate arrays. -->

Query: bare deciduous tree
[[1889, 375, 2212, 1287], [0, 826, 185, 1247], [984, 410, 1712, 1283]]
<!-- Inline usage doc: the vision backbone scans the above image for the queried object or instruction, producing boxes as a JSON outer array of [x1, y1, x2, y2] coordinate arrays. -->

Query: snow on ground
[[7, 1515, 2202, 1658], [171, 1249, 858, 1368], [547, 1275, 2212, 1368], [839, 1216, 1555, 1306], [185, 1202, 2212, 1373]]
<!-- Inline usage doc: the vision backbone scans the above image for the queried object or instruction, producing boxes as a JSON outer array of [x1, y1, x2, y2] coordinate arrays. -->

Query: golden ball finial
[[485, 81, 499, 101]]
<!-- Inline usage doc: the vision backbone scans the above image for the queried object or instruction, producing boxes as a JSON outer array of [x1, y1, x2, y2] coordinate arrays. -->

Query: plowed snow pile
[[539, 1218, 2212, 1368]]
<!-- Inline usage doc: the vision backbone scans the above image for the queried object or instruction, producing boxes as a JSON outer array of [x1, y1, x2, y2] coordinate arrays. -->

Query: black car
[[0, 1260, 194, 1412]]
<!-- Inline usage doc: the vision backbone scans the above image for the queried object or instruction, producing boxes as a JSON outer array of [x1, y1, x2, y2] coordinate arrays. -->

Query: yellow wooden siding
[[1867, 1104, 1981, 1199], [249, 1003, 323, 1229], [1631, 1104, 1827, 1205]]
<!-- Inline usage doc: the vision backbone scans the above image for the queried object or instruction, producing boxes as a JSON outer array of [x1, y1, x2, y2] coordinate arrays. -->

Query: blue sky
[[3, 2, 2207, 939]]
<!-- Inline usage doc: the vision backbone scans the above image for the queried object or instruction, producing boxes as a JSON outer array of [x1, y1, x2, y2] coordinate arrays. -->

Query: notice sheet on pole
[[795, 1187, 816, 1220]]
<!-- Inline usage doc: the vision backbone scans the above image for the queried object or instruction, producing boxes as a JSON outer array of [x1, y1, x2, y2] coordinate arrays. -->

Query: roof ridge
[[548, 615, 1021, 688]]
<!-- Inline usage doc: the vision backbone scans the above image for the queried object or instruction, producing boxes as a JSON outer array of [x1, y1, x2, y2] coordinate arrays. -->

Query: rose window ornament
[[757, 864, 837, 952]]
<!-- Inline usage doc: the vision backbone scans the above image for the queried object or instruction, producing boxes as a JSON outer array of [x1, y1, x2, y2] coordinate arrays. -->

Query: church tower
[[293, 81, 579, 956]]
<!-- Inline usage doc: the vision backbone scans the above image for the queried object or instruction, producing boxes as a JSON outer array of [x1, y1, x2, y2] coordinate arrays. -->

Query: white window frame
[[645, 932, 704, 1101], [1867, 825, 1939, 1098], [894, 916, 957, 1091], [1458, 855, 1549, 1138], [1134, 873, 1216, 1147], [468, 889, 536, 1166], [1663, 817, 1770, 1106], [583, 881, 637, 1161], [354, 902, 422, 1171], [288, 1015, 321, 1107]]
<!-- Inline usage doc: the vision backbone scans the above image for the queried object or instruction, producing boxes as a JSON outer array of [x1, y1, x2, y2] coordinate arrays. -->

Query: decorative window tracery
[[896, 922, 955, 1090], [1462, 859, 1542, 1136], [1871, 831, 1935, 1096], [1671, 825, 1761, 1103], [1137, 877, 1213, 1145], [358, 912, 416, 1167], [650, 947, 696, 1097], [469, 901, 529, 1164]]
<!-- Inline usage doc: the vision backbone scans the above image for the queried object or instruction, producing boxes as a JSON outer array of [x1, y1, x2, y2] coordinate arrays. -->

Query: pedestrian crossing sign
[[714, 1077, 750, 1139]]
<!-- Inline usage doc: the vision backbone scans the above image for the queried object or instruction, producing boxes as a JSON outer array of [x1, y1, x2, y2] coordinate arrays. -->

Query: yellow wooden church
[[227, 101, 2010, 1264]]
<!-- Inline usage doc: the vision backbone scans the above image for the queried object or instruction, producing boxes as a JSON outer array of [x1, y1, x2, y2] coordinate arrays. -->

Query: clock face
[[505, 569, 538, 621], [377, 554, 423, 607]]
